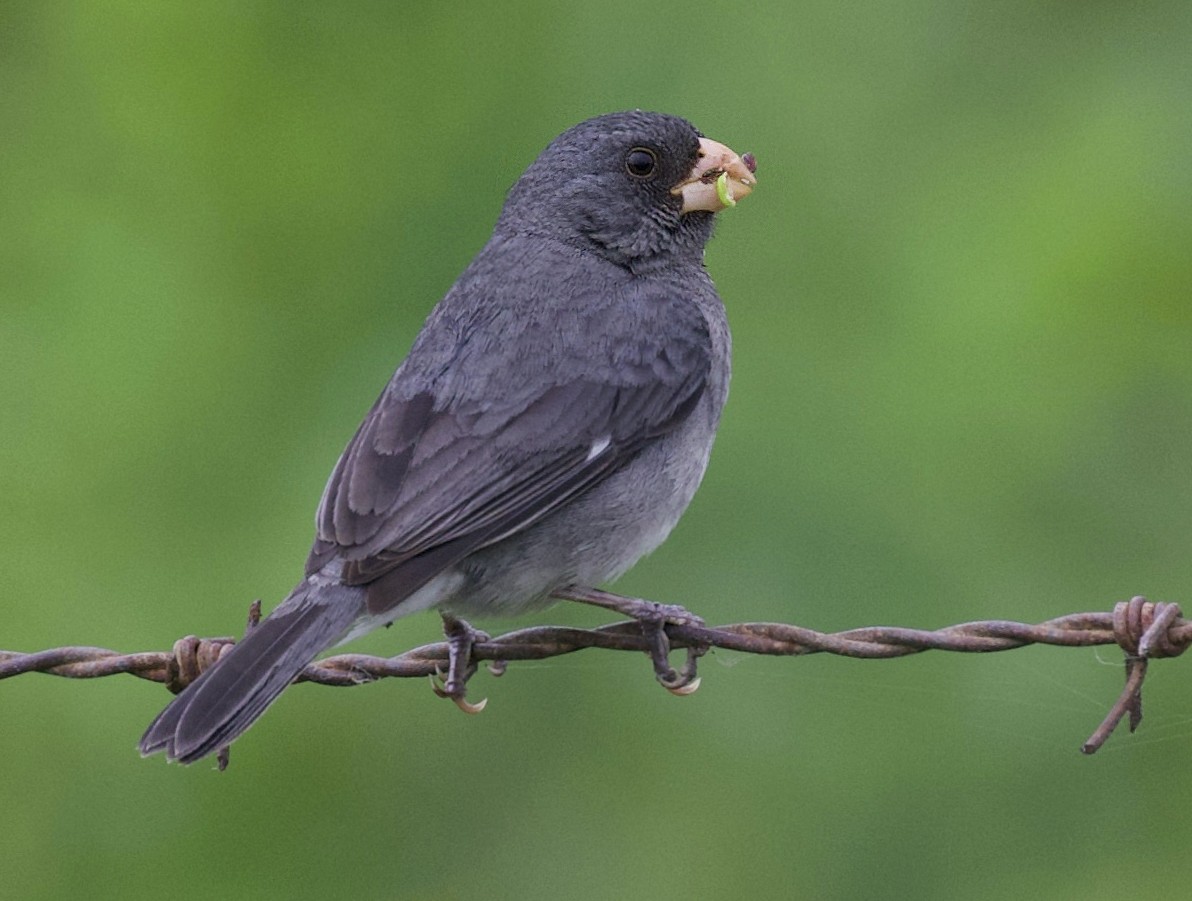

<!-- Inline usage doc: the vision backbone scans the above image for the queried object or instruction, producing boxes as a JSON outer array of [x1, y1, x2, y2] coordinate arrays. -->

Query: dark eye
[[625, 147, 657, 178]]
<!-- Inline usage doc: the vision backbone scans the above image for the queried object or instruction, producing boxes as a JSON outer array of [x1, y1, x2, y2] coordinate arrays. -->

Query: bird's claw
[[429, 613, 490, 714], [631, 600, 707, 695], [664, 675, 702, 696], [429, 669, 488, 714], [552, 587, 709, 697]]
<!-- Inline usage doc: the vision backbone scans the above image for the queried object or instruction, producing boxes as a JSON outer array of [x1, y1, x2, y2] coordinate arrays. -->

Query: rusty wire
[[1, 595, 1186, 754]]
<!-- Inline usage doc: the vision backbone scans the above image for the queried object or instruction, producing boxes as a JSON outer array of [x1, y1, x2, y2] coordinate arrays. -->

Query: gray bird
[[139, 110, 756, 764]]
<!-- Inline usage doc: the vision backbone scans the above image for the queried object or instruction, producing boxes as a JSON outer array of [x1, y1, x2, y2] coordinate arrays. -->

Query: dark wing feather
[[307, 372, 705, 612], [305, 269, 714, 617]]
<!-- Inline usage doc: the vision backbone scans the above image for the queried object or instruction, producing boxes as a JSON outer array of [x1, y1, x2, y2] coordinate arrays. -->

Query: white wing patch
[[586, 436, 611, 462]]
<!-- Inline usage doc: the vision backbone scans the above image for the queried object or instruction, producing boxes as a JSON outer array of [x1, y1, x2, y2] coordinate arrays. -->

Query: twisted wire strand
[[1, 596, 1185, 753]]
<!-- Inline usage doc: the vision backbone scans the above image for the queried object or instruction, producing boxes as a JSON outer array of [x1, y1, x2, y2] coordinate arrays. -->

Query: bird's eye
[[625, 147, 657, 178]]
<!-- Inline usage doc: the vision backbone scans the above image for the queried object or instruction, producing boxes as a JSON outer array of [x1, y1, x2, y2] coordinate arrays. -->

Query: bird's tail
[[138, 577, 365, 764]]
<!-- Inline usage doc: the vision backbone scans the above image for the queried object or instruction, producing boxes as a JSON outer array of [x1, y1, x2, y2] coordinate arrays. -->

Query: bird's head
[[497, 111, 756, 270]]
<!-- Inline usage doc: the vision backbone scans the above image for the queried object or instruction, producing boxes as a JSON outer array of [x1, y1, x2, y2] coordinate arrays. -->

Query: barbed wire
[[1, 595, 1185, 755]]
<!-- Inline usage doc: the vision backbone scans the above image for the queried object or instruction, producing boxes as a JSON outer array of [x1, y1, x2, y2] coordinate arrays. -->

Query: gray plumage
[[140, 110, 748, 764]]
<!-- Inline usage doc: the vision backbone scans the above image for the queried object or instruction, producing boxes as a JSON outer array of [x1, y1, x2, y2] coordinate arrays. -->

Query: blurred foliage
[[2, 1, 1191, 899]]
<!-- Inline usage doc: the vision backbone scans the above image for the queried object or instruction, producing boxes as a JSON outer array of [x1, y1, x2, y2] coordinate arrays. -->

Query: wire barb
[[1078, 597, 1186, 754], [3, 594, 1188, 754]]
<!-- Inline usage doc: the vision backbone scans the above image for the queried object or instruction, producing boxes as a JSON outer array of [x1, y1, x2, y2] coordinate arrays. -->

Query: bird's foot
[[553, 586, 707, 695], [430, 613, 490, 714]]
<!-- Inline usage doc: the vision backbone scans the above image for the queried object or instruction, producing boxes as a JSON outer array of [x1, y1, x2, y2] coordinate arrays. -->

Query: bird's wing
[[305, 279, 712, 614]]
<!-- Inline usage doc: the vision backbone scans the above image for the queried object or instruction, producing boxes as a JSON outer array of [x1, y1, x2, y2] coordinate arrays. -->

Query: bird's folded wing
[[305, 332, 710, 606]]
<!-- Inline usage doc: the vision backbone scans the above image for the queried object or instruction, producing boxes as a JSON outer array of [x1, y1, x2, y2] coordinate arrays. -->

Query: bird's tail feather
[[139, 578, 365, 764]]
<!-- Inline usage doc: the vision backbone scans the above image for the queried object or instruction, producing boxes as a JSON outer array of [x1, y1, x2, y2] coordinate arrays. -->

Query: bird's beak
[[672, 137, 757, 213]]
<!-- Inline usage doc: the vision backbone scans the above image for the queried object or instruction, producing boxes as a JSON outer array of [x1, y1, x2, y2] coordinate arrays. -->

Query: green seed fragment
[[715, 171, 736, 208]]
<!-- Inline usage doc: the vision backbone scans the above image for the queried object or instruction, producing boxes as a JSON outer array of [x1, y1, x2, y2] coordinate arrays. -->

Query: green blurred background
[[3, 2, 1191, 899]]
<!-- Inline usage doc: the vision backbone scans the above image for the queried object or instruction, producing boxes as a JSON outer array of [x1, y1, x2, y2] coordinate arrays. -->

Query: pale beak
[[672, 137, 757, 213]]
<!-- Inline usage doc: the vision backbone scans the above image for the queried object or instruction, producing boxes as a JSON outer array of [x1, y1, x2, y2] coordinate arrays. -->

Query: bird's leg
[[552, 586, 707, 695], [430, 613, 490, 714]]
